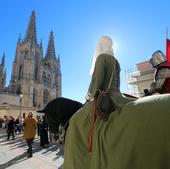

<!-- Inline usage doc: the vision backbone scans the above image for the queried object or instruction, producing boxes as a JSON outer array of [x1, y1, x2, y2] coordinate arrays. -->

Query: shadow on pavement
[[0, 152, 28, 169], [0, 128, 64, 168]]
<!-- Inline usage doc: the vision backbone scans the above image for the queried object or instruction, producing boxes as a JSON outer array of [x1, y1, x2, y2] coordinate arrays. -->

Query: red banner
[[166, 38, 170, 63]]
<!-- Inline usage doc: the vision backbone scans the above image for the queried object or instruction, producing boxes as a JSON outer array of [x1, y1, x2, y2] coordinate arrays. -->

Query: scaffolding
[[125, 69, 140, 97]]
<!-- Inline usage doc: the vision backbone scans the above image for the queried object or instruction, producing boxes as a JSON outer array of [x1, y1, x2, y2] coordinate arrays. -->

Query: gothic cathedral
[[0, 11, 62, 109]]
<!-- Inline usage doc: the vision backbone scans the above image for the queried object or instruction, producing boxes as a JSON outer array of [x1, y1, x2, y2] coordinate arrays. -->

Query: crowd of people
[[0, 113, 50, 158], [0, 116, 24, 140]]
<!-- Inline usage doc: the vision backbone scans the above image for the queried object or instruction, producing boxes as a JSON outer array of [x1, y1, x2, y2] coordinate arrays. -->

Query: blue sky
[[0, 0, 169, 102]]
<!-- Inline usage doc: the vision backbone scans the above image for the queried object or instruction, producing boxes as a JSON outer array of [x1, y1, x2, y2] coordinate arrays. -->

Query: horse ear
[[37, 110, 45, 113]]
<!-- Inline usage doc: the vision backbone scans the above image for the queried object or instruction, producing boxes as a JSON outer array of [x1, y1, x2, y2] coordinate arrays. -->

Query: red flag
[[166, 38, 170, 63]]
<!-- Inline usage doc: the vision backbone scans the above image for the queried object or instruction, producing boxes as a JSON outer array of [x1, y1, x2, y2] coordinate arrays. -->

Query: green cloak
[[64, 94, 170, 169]]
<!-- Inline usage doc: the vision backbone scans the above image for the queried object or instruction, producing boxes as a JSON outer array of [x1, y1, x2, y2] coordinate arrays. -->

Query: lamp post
[[19, 93, 23, 118]]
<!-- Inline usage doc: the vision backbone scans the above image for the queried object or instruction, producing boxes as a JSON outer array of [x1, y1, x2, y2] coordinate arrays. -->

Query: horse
[[37, 97, 83, 142], [63, 94, 170, 169]]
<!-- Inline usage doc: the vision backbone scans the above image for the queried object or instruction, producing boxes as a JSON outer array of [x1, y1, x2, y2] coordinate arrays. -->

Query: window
[[18, 65, 22, 80], [33, 88, 37, 107], [35, 67, 38, 81], [43, 89, 49, 104]]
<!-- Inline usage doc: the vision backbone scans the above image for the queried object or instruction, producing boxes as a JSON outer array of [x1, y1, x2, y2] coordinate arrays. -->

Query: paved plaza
[[0, 128, 64, 169]]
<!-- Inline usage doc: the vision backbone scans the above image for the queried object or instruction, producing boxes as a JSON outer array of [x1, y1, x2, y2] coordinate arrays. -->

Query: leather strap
[[88, 101, 96, 154]]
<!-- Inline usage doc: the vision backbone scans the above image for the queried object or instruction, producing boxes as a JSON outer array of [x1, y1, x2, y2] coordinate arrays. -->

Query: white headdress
[[90, 35, 114, 75]]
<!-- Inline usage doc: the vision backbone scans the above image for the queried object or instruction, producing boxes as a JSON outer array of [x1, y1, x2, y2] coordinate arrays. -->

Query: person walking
[[23, 112, 37, 158], [15, 118, 21, 133], [7, 116, 15, 140], [40, 116, 49, 148], [36, 115, 41, 136]]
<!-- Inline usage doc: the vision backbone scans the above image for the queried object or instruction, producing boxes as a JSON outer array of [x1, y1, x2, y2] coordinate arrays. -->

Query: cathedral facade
[[0, 11, 62, 112]]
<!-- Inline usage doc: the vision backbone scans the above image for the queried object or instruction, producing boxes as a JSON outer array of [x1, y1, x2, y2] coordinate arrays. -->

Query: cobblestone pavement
[[0, 128, 64, 169]]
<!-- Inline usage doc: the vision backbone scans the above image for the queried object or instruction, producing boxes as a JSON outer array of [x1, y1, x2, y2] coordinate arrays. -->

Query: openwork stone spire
[[1, 53, 5, 67], [40, 38, 43, 56], [45, 31, 56, 60], [25, 10, 37, 46], [17, 33, 21, 44]]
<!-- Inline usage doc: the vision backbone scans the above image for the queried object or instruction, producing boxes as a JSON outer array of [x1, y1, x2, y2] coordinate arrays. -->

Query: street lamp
[[19, 92, 23, 118]]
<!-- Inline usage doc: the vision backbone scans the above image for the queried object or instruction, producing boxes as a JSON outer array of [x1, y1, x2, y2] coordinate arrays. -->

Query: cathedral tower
[[44, 31, 62, 98], [9, 11, 62, 108]]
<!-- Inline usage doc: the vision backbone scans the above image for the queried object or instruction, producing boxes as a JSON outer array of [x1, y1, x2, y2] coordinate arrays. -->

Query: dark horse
[[37, 97, 83, 141]]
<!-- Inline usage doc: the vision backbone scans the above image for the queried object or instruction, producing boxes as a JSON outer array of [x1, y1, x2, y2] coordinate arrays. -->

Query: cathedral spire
[[58, 54, 60, 62], [40, 38, 43, 49], [40, 38, 43, 56], [45, 31, 56, 60], [17, 33, 22, 44], [25, 10, 37, 46], [1, 53, 5, 67], [57, 54, 60, 67]]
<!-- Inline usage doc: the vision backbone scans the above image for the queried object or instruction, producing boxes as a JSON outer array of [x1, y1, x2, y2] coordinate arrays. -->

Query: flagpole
[[166, 27, 168, 39]]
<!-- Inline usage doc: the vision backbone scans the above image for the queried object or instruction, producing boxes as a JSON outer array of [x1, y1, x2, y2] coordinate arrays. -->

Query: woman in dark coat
[[7, 116, 15, 140], [40, 116, 49, 148]]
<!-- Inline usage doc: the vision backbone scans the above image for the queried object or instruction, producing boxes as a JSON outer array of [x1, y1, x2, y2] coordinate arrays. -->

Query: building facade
[[0, 11, 62, 117], [126, 61, 155, 97]]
